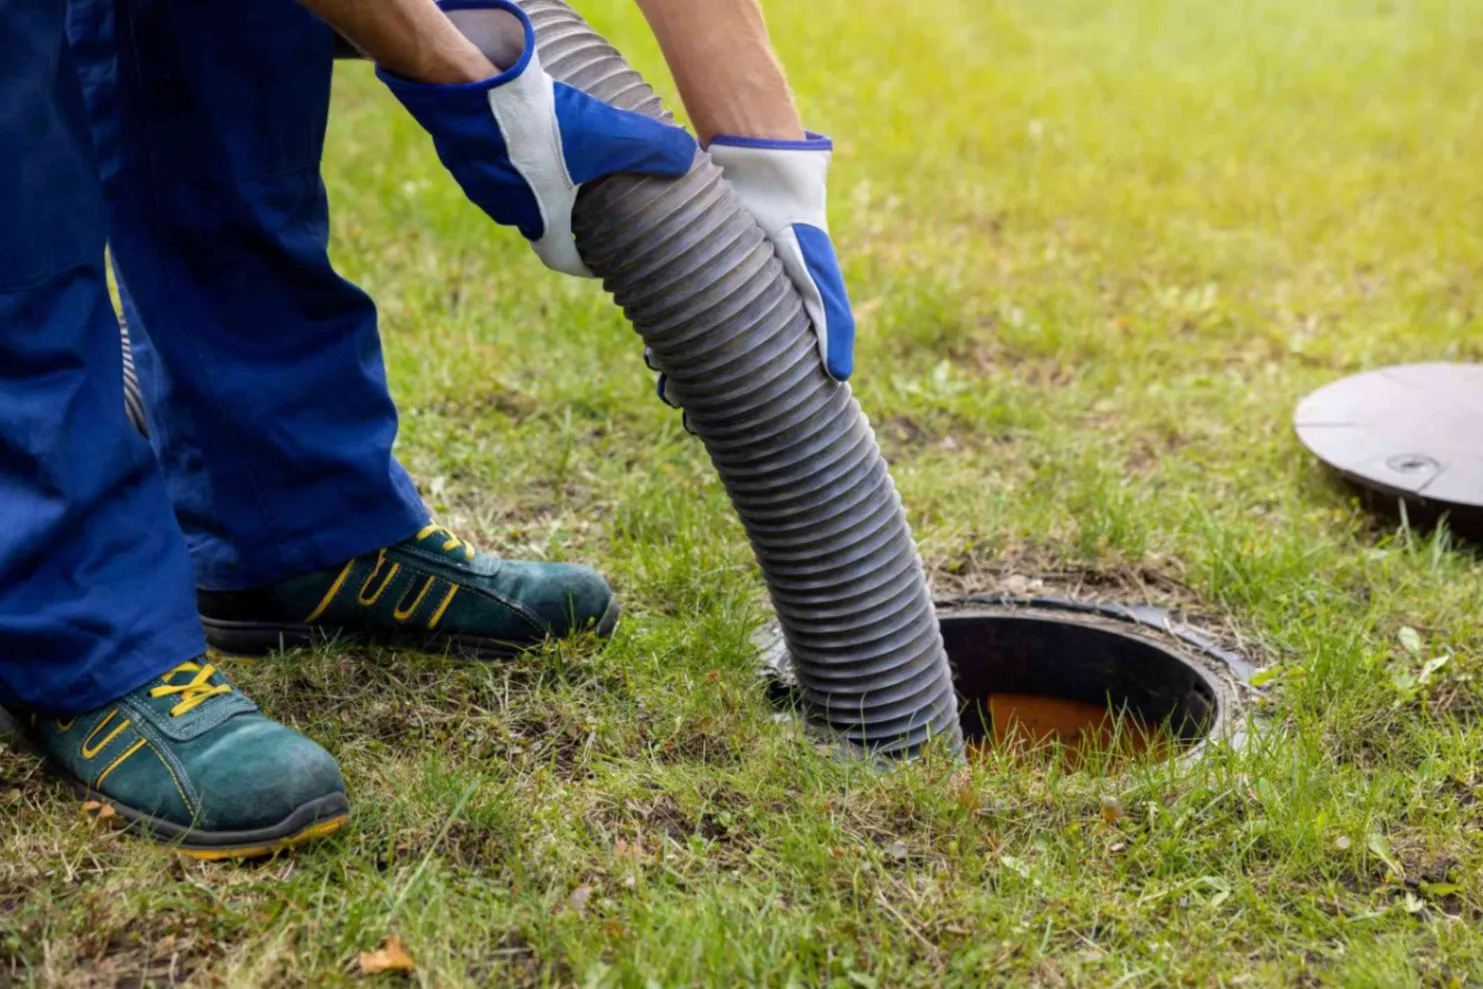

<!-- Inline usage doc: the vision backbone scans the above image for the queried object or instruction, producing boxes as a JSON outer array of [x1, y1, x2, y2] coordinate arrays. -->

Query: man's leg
[[69, 0, 618, 659], [1, 0, 350, 859], [69, 0, 428, 592], [0, 0, 199, 714]]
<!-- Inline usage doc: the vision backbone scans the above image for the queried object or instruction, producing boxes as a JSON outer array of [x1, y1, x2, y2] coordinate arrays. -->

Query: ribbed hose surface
[[121, 318, 147, 436], [521, 0, 962, 758]]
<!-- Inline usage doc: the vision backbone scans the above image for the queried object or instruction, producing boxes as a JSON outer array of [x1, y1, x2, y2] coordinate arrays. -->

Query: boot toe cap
[[188, 717, 347, 833], [521, 562, 616, 637]]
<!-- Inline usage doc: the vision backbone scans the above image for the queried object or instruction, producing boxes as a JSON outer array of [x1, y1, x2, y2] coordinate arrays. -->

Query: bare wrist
[[413, 44, 500, 84]]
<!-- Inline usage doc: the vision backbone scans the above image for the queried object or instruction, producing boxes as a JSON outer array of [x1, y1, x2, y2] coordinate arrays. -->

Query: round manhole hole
[[759, 596, 1251, 768]]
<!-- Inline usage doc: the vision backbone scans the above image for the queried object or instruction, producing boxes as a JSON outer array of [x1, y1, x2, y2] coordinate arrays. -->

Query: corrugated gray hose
[[520, 0, 962, 759], [122, 319, 147, 435], [124, 4, 966, 759]]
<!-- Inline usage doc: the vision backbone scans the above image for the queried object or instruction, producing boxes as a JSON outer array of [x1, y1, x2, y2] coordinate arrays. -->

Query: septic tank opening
[[759, 596, 1249, 767], [945, 610, 1219, 765]]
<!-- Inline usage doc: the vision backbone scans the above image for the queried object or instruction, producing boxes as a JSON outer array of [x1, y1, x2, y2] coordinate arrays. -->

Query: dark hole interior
[[941, 614, 1218, 746]]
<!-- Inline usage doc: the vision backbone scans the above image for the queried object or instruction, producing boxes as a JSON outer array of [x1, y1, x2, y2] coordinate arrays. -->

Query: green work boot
[[1, 659, 349, 860], [198, 525, 620, 661]]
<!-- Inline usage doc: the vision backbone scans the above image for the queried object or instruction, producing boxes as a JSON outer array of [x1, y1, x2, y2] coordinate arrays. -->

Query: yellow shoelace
[[416, 523, 476, 562], [149, 661, 232, 717]]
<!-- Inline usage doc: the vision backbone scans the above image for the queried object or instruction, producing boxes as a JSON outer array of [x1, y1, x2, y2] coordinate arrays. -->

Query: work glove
[[649, 131, 858, 431], [709, 132, 857, 382], [377, 0, 697, 277]]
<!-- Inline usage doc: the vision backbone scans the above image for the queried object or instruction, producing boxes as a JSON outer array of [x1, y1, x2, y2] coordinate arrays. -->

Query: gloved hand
[[709, 132, 857, 381], [649, 130, 857, 429], [377, 0, 697, 277]]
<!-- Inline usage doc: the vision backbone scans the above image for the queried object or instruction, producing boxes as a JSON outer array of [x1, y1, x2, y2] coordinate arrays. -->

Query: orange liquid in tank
[[969, 693, 1172, 765]]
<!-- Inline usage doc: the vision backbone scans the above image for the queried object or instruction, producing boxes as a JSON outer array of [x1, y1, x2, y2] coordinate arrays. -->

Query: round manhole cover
[[1294, 363, 1483, 536]]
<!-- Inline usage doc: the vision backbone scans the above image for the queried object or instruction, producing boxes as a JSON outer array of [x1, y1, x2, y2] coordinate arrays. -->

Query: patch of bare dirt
[[928, 546, 1198, 611]]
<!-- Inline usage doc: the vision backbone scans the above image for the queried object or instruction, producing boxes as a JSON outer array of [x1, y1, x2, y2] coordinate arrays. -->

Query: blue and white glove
[[709, 132, 857, 381], [377, 0, 697, 277], [649, 130, 858, 430]]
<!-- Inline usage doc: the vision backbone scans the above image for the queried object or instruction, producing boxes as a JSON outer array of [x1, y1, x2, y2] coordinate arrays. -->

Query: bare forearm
[[634, 0, 804, 145], [299, 0, 497, 83]]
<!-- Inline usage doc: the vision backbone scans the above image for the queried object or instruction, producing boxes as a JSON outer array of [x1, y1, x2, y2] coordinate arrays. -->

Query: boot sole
[[0, 713, 350, 860], [200, 596, 621, 661]]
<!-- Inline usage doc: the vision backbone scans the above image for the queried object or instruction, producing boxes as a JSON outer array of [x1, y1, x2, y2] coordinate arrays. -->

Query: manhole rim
[[758, 594, 1254, 767]]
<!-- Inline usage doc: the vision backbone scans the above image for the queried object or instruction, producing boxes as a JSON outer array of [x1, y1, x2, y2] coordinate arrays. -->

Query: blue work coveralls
[[0, 0, 428, 713]]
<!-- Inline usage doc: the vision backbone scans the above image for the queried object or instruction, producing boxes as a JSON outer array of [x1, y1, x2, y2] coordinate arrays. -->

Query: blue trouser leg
[[0, 0, 203, 714], [67, 0, 428, 592]]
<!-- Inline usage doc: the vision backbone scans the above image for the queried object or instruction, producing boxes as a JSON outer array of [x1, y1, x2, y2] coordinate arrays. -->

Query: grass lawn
[[5, 0, 1483, 984]]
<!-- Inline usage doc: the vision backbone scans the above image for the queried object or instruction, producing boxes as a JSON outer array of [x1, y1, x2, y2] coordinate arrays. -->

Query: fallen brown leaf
[[82, 801, 124, 831], [360, 934, 416, 976]]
